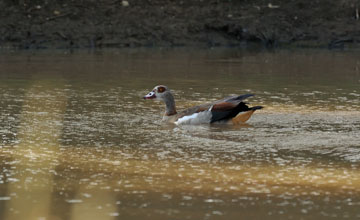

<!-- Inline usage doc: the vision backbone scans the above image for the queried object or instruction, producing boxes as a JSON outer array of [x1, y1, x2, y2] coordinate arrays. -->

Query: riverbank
[[1, 0, 359, 49]]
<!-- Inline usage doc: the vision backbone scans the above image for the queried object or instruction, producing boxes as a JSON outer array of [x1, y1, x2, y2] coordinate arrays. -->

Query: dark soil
[[1, 0, 360, 49]]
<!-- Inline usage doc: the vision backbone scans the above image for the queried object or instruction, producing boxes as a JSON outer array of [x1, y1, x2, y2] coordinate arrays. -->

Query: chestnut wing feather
[[175, 103, 212, 121], [210, 94, 254, 123], [175, 94, 255, 123], [211, 102, 237, 111], [211, 102, 250, 123]]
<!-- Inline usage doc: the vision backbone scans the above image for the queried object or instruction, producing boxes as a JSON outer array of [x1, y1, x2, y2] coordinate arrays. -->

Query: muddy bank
[[1, 0, 360, 49]]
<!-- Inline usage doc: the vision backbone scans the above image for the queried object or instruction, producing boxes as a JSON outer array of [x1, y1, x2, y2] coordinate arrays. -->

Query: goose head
[[144, 85, 177, 116], [143, 85, 171, 101]]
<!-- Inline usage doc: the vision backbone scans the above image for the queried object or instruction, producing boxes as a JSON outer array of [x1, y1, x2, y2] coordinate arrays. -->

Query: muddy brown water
[[0, 48, 360, 220]]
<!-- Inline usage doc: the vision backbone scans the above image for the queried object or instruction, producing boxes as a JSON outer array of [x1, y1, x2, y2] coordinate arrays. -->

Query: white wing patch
[[175, 110, 212, 125]]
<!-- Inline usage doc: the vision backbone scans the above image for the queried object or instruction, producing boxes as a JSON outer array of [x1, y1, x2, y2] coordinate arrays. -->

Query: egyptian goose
[[144, 85, 263, 125]]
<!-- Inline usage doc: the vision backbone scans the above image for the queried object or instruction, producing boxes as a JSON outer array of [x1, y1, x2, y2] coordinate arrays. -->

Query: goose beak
[[144, 91, 156, 99]]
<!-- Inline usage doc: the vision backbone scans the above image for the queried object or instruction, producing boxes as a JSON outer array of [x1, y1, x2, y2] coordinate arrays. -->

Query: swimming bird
[[143, 85, 263, 125]]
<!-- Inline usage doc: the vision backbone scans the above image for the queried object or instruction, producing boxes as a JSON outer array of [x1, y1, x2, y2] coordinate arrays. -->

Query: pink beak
[[143, 91, 156, 99]]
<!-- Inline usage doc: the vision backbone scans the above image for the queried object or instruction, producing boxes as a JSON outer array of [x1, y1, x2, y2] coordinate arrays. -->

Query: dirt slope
[[1, 0, 359, 49]]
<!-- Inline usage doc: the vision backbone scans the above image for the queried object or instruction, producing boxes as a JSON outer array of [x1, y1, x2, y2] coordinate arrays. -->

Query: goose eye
[[157, 87, 165, 93]]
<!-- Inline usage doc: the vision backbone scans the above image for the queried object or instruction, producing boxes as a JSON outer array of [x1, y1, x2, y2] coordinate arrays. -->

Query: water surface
[[0, 48, 360, 220]]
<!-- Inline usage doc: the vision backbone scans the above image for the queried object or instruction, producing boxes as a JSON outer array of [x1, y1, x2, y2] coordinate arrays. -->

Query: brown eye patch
[[157, 86, 166, 93]]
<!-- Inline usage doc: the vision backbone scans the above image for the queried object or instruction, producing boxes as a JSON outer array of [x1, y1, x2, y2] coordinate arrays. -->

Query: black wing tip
[[241, 93, 255, 97], [241, 94, 254, 98], [251, 106, 263, 110], [230, 94, 255, 101]]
